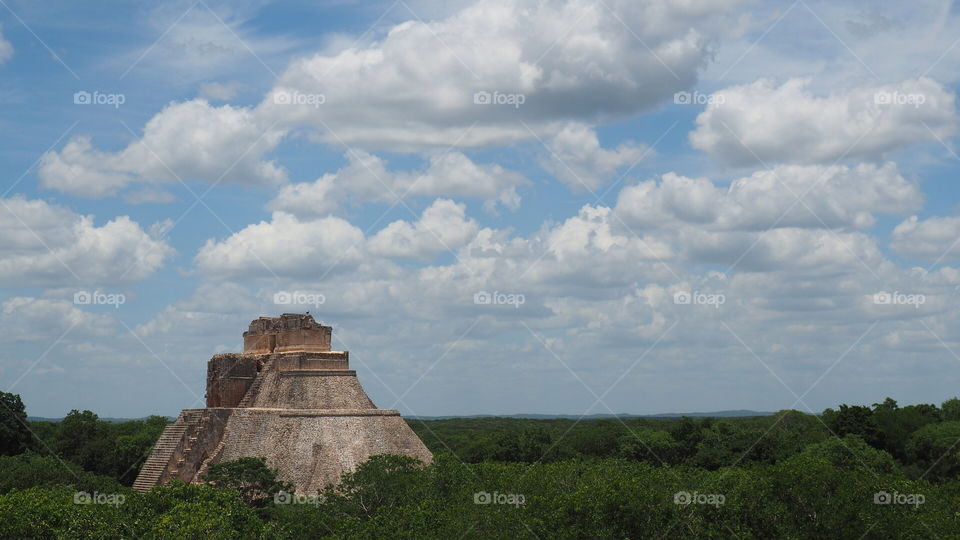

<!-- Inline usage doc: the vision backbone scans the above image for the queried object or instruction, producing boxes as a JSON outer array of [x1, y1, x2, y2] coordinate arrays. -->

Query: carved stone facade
[[133, 314, 432, 494]]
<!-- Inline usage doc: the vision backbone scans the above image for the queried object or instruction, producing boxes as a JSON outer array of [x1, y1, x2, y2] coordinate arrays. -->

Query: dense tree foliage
[[3, 394, 960, 537], [28, 410, 169, 486], [205, 456, 292, 508], [0, 391, 31, 456]]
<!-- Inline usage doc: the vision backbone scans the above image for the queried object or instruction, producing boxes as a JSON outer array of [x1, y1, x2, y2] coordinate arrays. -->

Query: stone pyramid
[[133, 314, 432, 493]]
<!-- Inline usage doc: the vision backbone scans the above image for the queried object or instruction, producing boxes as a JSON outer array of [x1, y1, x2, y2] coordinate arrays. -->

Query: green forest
[[2, 392, 960, 538]]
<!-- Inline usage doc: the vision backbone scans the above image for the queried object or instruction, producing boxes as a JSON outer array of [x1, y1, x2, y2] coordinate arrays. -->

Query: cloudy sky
[[2, 0, 960, 418]]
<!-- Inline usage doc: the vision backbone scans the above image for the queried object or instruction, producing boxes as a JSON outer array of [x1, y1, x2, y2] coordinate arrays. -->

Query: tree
[[872, 402, 939, 461], [0, 453, 122, 495], [204, 457, 292, 507], [0, 392, 31, 456], [618, 428, 681, 465], [941, 398, 960, 421], [111, 416, 170, 486], [55, 410, 111, 473], [135, 481, 263, 538], [906, 421, 960, 480], [824, 404, 882, 446], [801, 434, 897, 474], [324, 454, 428, 519]]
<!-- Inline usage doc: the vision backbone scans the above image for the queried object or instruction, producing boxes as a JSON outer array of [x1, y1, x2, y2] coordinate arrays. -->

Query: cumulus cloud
[[891, 215, 960, 261], [369, 199, 479, 259], [0, 197, 173, 285], [136, 170, 960, 415], [39, 100, 286, 198], [268, 150, 527, 218], [539, 124, 646, 191], [1, 297, 114, 343], [259, 0, 744, 150], [398, 153, 526, 211], [45, 0, 735, 204], [689, 77, 956, 166], [615, 162, 922, 231], [194, 212, 364, 278]]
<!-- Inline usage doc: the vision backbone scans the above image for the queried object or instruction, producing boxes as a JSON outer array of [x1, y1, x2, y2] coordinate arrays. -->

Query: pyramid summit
[[133, 314, 432, 493]]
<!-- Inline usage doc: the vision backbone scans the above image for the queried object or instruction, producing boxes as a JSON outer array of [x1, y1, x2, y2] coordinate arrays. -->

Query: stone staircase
[[132, 410, 208, 492], [237, 357, 273, 408], [132, 413, 190, 492]]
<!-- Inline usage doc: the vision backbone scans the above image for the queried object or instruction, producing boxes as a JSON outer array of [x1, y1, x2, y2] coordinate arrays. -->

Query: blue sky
[[2, 0, 960, 418]]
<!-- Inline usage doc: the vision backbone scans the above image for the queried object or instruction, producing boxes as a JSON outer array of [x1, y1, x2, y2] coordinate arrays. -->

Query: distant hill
[[28, 416, 176, 423], [408, 410, 774, 420], [28, 410, 772, 422]]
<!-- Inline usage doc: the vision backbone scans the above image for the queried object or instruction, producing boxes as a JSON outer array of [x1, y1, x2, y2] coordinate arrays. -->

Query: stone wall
[[275, 351, 348, 371], [243, 314, 332, 354], [250, 367, 376, 409], [206, 353, 261, 408], [206, 408, 432, 493]]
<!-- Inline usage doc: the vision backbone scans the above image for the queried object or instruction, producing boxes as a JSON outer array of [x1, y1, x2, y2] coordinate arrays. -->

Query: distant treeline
[[1, 392, 959, 537], [408, 397, 960, 480]]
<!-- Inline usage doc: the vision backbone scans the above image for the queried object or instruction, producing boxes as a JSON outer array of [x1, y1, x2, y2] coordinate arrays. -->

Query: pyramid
[[133, 314, 432, 493]]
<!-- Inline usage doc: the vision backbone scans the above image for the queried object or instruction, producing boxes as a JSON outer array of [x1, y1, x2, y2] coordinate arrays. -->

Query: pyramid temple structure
[[133, 314, 432, 493]]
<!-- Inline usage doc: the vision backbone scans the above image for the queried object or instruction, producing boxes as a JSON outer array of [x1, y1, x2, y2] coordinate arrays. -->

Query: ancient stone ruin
[[133, 314, 432, 493]]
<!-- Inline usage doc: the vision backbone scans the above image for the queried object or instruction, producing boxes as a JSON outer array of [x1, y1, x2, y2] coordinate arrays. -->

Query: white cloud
[[0, 197, 173, 285], [689, 77, 956, 166], [194, 212, 364, 278], [1, 297, 114, 343], [268, 150, 528, 218], [539, 124, 646, 191], [39, 100, 287, 198], [369, 199, 478, 259], [615, 162, 922, 231], [891, 215, 960, 261], [0, 29, 13, 66], [267, 175, 339, 218], [399, 153, 526, 212], [259, 0, 745, 150]]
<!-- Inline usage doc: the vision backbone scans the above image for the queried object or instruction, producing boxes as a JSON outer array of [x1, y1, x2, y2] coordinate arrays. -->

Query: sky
[[2, 0, 960, 419]]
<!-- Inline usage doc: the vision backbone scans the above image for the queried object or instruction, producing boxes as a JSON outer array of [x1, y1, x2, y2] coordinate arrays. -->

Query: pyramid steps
[[237, 357, 273, 408], [132, 416, 189, 492]]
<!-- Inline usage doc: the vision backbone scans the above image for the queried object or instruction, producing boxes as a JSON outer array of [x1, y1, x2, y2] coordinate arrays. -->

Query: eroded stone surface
[[133, 314, 432, 494]]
